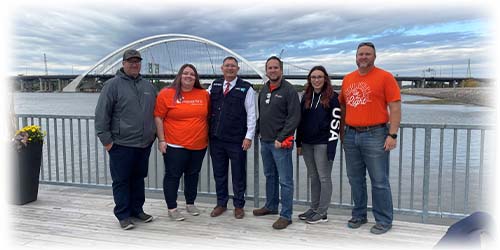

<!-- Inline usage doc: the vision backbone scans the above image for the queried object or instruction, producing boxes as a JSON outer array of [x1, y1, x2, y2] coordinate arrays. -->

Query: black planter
[[11, 142, 43, 205]]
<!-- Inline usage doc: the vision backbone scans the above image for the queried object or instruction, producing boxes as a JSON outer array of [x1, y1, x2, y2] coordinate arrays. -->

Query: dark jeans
[[343, 126, 393, 226], [162, 146, 207, 209], [108, 143, 152, 221], [209, 138, 247, 208]]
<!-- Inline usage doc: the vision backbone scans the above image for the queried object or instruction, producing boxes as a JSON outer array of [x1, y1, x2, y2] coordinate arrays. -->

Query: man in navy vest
[[208, 56, 256, 219]]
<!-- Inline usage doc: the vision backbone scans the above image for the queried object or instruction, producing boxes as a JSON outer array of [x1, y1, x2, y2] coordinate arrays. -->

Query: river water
[[11, 92, 496, 215], [12, 92, 496, 124]]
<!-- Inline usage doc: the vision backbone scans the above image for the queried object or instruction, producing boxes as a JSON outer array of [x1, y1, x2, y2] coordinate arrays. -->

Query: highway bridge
[[11, 73, 493, 92]]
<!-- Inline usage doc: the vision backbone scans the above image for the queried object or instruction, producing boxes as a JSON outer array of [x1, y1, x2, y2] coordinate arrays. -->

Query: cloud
[[7, 0, 494, 77]]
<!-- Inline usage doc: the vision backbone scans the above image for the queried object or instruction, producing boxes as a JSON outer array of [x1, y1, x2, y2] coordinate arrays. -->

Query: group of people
[[95, 42, 401, 235]]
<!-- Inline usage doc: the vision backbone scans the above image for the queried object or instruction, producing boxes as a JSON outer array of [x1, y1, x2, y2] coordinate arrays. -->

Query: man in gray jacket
[[95, 49, 157, 230], [253, 56, 301, 230]]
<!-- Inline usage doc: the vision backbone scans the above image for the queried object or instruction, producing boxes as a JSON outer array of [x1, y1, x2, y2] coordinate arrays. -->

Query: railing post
[[21, 117, 27, 128], [253, 134, 260, 208], [422, 128, 431, 223], [295, 150, 300, 200]]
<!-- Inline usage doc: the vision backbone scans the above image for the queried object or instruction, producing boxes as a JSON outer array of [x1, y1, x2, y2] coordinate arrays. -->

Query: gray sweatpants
[[302, 143, 333, 216]]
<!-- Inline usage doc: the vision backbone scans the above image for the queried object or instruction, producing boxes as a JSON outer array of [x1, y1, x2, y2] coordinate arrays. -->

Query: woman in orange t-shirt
[[154, 64, 209, 221]]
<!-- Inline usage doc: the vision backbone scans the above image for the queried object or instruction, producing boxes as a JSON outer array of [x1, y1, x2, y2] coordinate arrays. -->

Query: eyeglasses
[[126, 60, 141, 65], [223, 63, 238, 68], [182, 71, 196, 77], [357, 42, 375, 50], [310, 76, 324, 80]]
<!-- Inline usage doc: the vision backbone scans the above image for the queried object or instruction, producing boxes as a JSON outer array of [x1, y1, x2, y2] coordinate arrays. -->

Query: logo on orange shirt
[[345, 81, 371, 108]]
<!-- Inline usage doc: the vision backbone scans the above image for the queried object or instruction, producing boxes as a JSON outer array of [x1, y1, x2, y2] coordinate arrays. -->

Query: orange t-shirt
[[339, 67, 401, 126], [154, 88, 209, 150]]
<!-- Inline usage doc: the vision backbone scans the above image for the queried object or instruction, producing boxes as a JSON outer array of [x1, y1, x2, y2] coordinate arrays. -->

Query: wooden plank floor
[[8, 185, 448, 249]]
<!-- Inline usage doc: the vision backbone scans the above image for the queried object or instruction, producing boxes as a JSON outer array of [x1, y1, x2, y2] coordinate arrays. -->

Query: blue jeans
[[343, 126, 393, 225], [260, 140, 294, 221]]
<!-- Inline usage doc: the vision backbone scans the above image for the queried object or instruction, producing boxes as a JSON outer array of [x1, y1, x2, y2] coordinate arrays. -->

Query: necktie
[[223, 82, 231, 96]]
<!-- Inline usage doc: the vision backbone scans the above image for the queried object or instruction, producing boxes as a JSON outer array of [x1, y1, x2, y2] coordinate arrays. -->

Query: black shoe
[[370, 223, 392, 234], [347, 217, 368, 229], [306, 212, 328, 224], [133, 212, 153, 223], [119, 218, 135, 230], [298, 209, 315, 220]]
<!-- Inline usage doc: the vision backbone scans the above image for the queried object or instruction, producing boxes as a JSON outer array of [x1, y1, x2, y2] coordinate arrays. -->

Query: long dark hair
[[303, 65, 335, 109], [169, 64, 203, 103]]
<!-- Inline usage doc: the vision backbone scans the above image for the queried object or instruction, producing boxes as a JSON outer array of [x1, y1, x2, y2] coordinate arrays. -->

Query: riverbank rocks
[[401, 87, 495, 107]]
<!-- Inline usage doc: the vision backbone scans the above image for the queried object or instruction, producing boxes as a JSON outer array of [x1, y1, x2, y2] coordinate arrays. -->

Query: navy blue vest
[[209, 78, 252, 143]]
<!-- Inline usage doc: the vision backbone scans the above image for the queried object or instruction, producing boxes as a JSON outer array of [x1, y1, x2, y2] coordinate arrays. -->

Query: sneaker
[[133, 212, 153, 223], [119, 218, 135, 230], [186, 204, 200, 216], [272, 217, 292, 230], [347, 217, 368, 229], [253, 207, 279, 216], [168, 209, 185, 221], [370, 223, 392, 234], [298, 209, 315, 220], [306, 212, 328, 224]]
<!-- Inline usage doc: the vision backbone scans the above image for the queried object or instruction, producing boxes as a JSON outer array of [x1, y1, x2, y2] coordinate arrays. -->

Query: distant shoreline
[[401, 87, 495, 107]]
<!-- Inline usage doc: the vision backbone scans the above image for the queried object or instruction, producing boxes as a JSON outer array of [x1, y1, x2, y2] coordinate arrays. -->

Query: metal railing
[[15, 114, 495, 223]]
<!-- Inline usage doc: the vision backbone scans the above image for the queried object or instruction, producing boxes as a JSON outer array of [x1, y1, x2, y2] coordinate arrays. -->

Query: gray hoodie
[[95, 69, 157, 148]]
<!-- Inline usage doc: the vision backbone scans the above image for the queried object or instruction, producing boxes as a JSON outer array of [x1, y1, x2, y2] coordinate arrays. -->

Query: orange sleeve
[[339, 76, 348, 104], [384, 74, 401, 103], [154, 89, 170, 118], [338, 88, 344, 104]]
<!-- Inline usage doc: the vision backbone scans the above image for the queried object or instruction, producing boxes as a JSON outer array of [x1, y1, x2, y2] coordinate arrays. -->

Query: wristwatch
[[388, 133, 398, 139]]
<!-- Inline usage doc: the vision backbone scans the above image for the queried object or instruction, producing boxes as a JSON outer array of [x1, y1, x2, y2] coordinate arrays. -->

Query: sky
[[5, 0, 496, 78]]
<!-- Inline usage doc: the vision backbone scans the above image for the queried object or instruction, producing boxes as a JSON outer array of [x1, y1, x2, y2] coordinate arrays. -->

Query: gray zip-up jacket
[[257, 78, 301, 142], [95, 69, 157, 148]]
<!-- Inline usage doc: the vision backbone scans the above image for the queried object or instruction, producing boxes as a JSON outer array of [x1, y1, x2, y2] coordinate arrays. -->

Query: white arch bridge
[[63, 34, 267, 92]]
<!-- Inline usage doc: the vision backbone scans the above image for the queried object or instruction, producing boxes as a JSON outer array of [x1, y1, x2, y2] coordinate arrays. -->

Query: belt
[[347, 124, 386, 133]]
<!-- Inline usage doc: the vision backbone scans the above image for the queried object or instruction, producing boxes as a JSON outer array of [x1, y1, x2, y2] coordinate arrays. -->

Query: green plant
[[13, 125, 46, 151]]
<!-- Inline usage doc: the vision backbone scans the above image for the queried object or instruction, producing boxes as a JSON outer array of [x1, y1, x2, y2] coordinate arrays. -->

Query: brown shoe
[[252, 207, 278, 216], [234, 208, 245, 219], [210, 206, 227, 217], [272, 217, 292, 230]]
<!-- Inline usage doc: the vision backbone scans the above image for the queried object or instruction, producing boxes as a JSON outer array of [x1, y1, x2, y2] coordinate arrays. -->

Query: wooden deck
[[9, 184, 449, 249]]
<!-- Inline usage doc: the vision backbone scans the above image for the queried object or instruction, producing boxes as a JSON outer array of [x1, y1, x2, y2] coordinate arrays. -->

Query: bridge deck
[[9, 185, 448, 249]]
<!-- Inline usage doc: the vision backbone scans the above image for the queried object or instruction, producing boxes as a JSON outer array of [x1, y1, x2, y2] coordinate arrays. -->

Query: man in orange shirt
[[339, 42, 401, 235]]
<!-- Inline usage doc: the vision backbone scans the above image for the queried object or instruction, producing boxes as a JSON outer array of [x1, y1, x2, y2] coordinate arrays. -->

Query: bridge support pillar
[[39, 78, 43, 92]]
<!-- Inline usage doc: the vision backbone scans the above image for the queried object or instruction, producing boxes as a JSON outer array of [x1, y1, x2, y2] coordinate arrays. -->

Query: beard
[[356, 61, 372, 68], [267, 74, 281, 82]]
